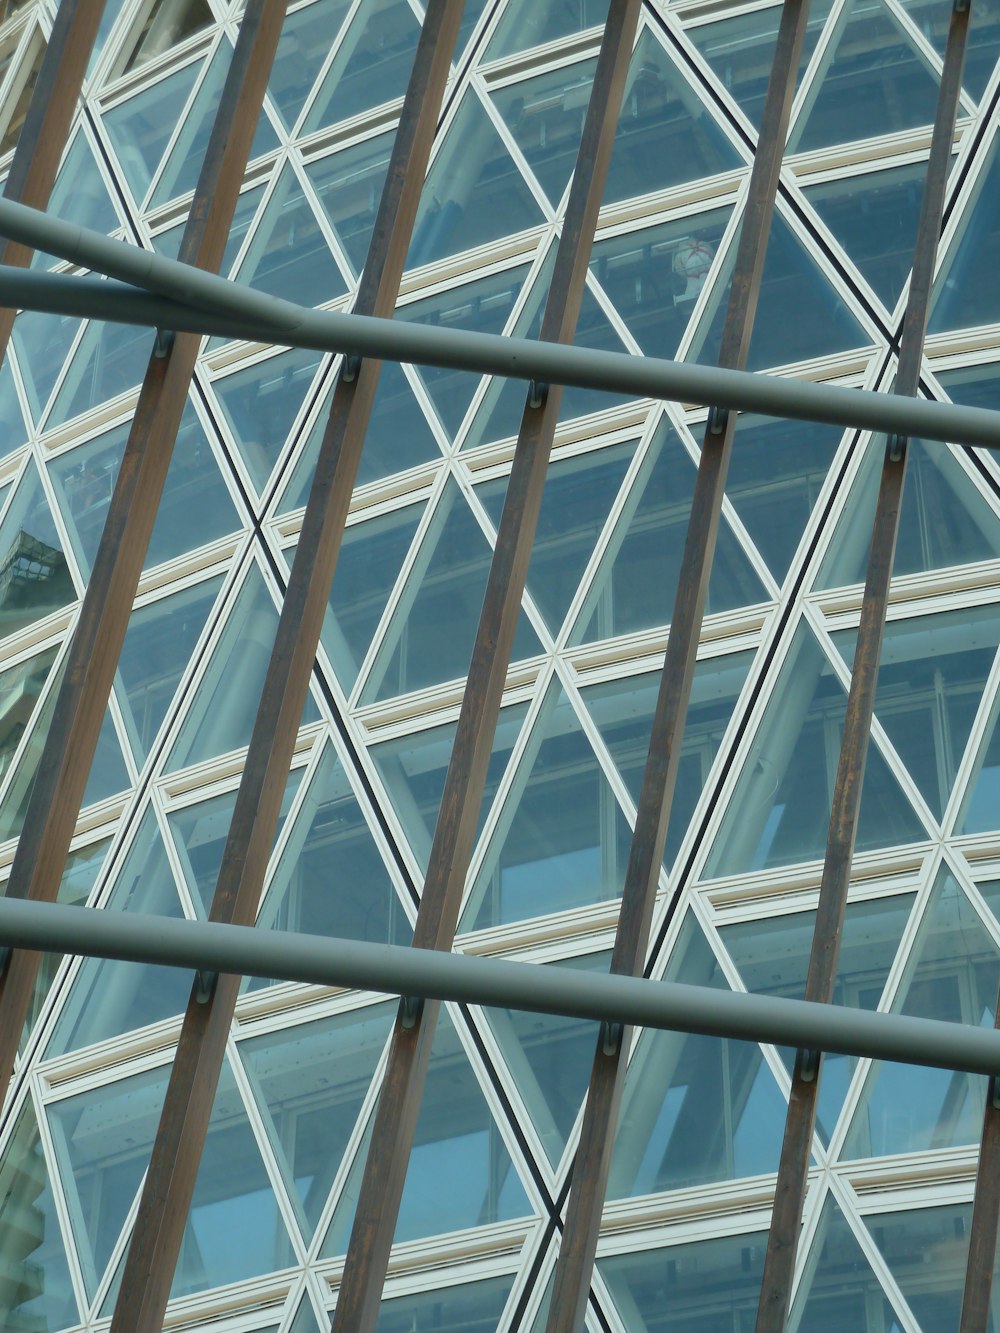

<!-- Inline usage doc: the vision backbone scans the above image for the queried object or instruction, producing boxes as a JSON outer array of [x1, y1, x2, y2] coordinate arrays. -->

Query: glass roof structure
[[1, 0, 1000, 1329]]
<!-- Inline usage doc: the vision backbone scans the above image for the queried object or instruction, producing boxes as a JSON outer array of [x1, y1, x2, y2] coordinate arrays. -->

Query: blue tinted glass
[[865, 1203, 974, 1331], [303, 0, 420, 133], [0, 646, 60, 844], [150, 37, 233, 205], [0, 457, 74, 635], [491, 60, 597, 208], [267, 0, 353, 129], [0, 357, 27, 460], [103, 58, 202, 202], [376, 1275, 514, 1332], [930, 137, 1000, 332], [409, 89, 542, 268], [806, 161, 925, 311], [901, 0, 1000, 102], [487, 0, 608, 57], [476, 442, 634, 634], [48, 318, 150, 426], [790, 1197, 904, 1332], [36, 130, 119, 264], [362, 480, 541, 703], [307, 132, 394, 278], [13, 310, 80, 424]]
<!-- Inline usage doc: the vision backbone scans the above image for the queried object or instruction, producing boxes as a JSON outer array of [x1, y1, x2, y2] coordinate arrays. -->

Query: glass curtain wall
[[1, 0, 1000, 1329]]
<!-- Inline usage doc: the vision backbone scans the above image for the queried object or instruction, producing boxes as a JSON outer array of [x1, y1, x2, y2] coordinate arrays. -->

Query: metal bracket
[[341, 353, 361, 382], [799, 1048, 821, 1083], [398, 994, 423, 1029], [600, 1019, 624, 1057], [887, 432, 907, 462], [153, 328, 174, 358], [194, 969, 217, 1004], [708, 405, 729, 436], [528, 380, 548, 410]]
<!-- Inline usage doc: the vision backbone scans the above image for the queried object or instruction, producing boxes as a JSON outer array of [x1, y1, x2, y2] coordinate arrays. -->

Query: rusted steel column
[[331, 5, 643, 1329], [543, 4, 812, 1329], [107, 4, 467, 1330], [0, 0, 288, 1114], [0, 0, 109, 358], [755, 6, 970, 1330]]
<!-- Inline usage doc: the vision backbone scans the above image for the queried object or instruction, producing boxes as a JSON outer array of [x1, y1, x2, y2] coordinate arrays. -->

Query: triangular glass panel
[[321, 1110, 373, 1258], [170, 1059, 295, 1298], [590, 207, 733, 359], [490, 59, 597, 210], [167, 766, 302, 917], [899, 0, 1000, 103], [0, 37, 46, 158], [82, 706, 131, 807], [460, 682, 632, 931], [369, 700, 526, 876], [599, 1229, 768, 1327], [789, 1194, 904, 1332], [166, 564, 290, 772], [0, 644, 61, 844], [958, 682, 1000, 835], [48, 1061, 170, 1303], [240, 1000, 395, 1241], [725, 411, 845, 584], [864, 1202, 973, 1331], [486, 0, 609, 60], [278, 358, 440, 510], [0, 357, 27, 462], [686, 0, 832, 130], [116, 575, 222, 765], [302, 0, 421, 135], [475, 440, 635, 635], [817, 438, 1000, 589], [0, 1098, 79, 1331], [48, 401, 240, 577], [47, 316, 151, 427], [573, 419, 766, 645], [267, 0, 355, 130], [843, 868, 1000, 1159], [720, 892, 915, 1145], [306, 131, 393, 279], [313, 501, 424, 692], [12, 310, 80, 424], [806, 161, 925, 313], [408, 89, 543, 269], [232, 162, 347, 309], [398, 263, 532, 440], [102, 55, 203, 203], [118, 0, 213, 75], [392, 1009, 531, 1243], [604, 30, 741, 206], [213, 347, 325, 496], [832, 604, 1000, 820], [484, 952, 608, 1168], [608, 913, 786, 1198], [704, 622, 925, 878], [360, 479, 542, 704], [582, 648, 754, 869], [46, 809, 192, 1056], [288, 1295, 325, 1333], [696, 213, 868, 371], [33, 129, 120, 268], [929, 134, 1000, 333], [150, 37, 235, 206], [376, 1274, 515, 1332], [0, 457, 74, 636], [256, 742, 410, 960], [790, 0, 940, 154]]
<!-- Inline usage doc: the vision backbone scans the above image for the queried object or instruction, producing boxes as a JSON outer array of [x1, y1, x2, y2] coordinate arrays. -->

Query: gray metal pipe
[[2, 895, 999, 1075], [0, 211, 998, 449]]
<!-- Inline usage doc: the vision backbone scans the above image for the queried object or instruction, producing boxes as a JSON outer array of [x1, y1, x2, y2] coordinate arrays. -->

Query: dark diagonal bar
[[545, 4, 811, 1328], [754, 5, 971, 1329], [0, 0, 108, 359], [332, 5, 642, 1327], [0, 0, 288, 1115], [109, 6, 466, 1330]]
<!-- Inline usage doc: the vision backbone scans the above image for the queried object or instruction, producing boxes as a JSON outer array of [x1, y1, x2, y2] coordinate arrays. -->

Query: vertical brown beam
[[331, 4, 642, 1328], [0, 0, 288, 1116], [0, 0, 109, 359], [754, 5, 970, 1329], [543, 5, 811, 1330], [107, 5, 467, 1330]]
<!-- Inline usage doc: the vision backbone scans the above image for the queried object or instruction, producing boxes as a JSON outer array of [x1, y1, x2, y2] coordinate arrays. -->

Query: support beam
[[754, 4, 971, 1328], [546, 4, 811, 1327], [0, 0, 289, 1128], [108, 5, 467, 1330], [333, 4, 643, 1326], [2, 257, 1000, 450], [0, 896, 999, 1077]]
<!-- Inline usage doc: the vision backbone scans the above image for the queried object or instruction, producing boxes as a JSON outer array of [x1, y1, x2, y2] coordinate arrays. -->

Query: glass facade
[[0, 0, 998, 1329]]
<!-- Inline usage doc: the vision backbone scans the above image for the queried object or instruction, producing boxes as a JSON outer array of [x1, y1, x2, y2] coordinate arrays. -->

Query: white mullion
[[825, 1170, 925, 1333], [290, 0, 369, 141], [784, 0, 851, 154], [786, 1172, 832, 1316], [287, 147, 357, 291], [141, 28, 224, 213], [940, 632, 1000, 839], [30, 1075, 93, 1322]]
